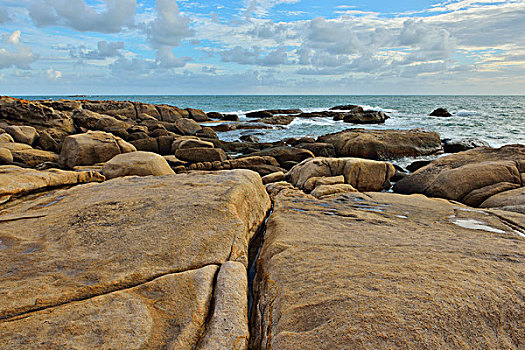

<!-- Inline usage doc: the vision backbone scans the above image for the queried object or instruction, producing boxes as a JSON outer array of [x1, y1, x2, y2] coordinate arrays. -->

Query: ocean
[[22, 95, 525, 150]]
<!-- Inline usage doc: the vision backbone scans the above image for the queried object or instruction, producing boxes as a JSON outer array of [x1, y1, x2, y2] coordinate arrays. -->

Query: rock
[[253, 115, 296, 125], [59, 131, 137, 169], [265, 181, 295, 198], [0, 148, 13, 165], [196, 127, 219, 139], [443, 138, 490, 153], [157, 104, 184, 122], [175, 118, 203, 135], [163, 155, 187, 167], [240, 135, 260, 143], [1, 266, 218, 350], [186, 108, 210, 122], [0, 170, 270, 343], [250, 189, 525, 350], [262, 171, 286, 185], [35, 130, 59, 152], [175, 148, 227, 163], [135, 102, 161, 120], [206, 112, 223, 119], [304, 175, 345, 192], [102, 151, 175, 179], [406, 160, 432, 173], [330, 104, 363, 111], [342, 111, 389, 124], [39, 99, 82, 113], [480, 187, 525, 214], [318, 129, 443, 160], [243, 147, 314, 169], [0, 96, 75, 138], [264, 109, 302, 115], [72, 109, 132, 137], [226, 157, 284, 176], [290, 137, 315, 146], [0, 165, 104, 202], [5, 125, 38, 145], [0, 133, 14, 143], [211, 123, 273, 132], [287, 157, 396, 192], [393, 145, 525, 206], [311, 183, 357, 198], [178, 139, 215, 150], [10, 147, 59, 168], [222, 114, 239, 121], [130, 137, 159, 153], [246, 109, 301, 119], [463, 182, 521, 207], [197, 262, 249, 350], [296, 142, 336, 157], [430, 108, 452, 117], [81, 100, 137, 119], [157, 135, 176, 155]]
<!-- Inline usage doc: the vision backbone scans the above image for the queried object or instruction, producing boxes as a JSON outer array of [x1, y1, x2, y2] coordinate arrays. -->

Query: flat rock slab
[[0, 265, 218, 350], [0, 170, 270, 321], [251, 189, 525, 349]]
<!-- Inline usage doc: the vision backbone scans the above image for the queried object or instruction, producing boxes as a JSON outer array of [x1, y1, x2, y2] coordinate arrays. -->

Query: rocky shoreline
[[1, 96, 524, 349]]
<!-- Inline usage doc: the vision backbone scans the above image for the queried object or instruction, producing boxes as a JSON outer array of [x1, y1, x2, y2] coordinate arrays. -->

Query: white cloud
[[0, 6, 11, 24], [29, 0, 137, 33], [0, 30, 39, 69], [147, 0, 194, 48], [78, 41, 125, 60], [221, 45, 288, 66], [46, 67, 62, 80]]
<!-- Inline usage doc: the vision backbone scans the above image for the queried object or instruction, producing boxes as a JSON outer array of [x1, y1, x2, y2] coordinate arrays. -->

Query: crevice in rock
[[0, 263, 219, 323], [155, 105, 164, 122], [193, 267, 220, 350], [486, 211, 525, 237], [132, 102, 140, 120]]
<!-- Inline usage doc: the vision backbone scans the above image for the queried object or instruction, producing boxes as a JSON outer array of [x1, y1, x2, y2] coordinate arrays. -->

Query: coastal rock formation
[[0, 148, 13, 165], [175, 147, 227, 163], [246, 109, 302, 118], [480, 187, 525, 214], [393, 145, 525, 207], [0, 132, 14, 143], [443, 138, 490, 153], [287, 157, 395, 192], [250, 189, 525, 350], [0, 170, 270, 348], [244, 147, 314, 169], [318, 128, 443, 159], [0, 165, 104, 203], [59, 131, 137, 168], [5, 125, 38, 145], [430, 108, 452, 117], [101, 151, 175, 179]]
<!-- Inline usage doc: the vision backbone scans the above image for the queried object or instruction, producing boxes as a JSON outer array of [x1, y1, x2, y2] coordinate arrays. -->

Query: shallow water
[[22, 95, 525, 147]]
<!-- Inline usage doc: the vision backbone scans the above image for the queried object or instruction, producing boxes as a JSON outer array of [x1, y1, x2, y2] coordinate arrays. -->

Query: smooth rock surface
[[481, 187, 525, 214], [59, 131, 137, 168], [0, 266, 218, 350], [318, 129, 442, 159], [102, 151, 175, 179], [287, 157, 395, 192], [5, 125, 38, 145], [0, 148, 13, 165], [251, 190, 525, 350], [0, 170, 270, 320]]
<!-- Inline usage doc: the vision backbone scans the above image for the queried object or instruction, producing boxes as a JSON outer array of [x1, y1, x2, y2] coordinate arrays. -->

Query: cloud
[[81, 41, 125, 60], [156, 46, 191, 68], [0, 30, 39, 70], [29, 0, 137, 33], [0, 6, 11, 24], [221, 45, 288, 66], [147, 0, 194, 48], [46, 67, 62, 81]]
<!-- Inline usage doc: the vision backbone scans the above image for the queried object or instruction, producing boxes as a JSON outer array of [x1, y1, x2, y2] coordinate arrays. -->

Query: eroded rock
[[102, 151, 175, 179]]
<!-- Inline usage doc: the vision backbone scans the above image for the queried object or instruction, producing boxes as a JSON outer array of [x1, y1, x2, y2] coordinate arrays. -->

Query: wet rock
[[253, 115, 296, 125], [296, 142, 336, 157], [243, 147, 314, 169], [222, 114, 239, 121], [287, 157, 395, 192], [0, 148, 13, 165], [443, 138, 490, 153], [250, 190, 525, 350], [102, 151, 175, 179], [394, 145, 525, 205], [246, 109, 301, 119], [186, 108, 210, 122], [175, 148, 227, 163], [262, 171, 285, 185], [430, 108, 452, 117], [206, 112, 224, 119], [211, 123, 273, 132], [196, 127, 219, 140], [406, 160, 432, 173], [240, 135, 260, 143], [0, 165, 104, 202], [175, 118, 203, 136], [342, 110, 389, 124], [5, 125, 38, 145], [59, 131, 136, 169], [329, 104, 362, 111], [318, 129, 443, 160]]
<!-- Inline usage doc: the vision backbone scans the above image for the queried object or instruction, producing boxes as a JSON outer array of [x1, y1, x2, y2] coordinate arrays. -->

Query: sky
[[0, 0, 523, 95]]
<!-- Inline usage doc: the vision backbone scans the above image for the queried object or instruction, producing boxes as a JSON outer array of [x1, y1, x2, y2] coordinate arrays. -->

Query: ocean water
[[22, 95, 525, 149]]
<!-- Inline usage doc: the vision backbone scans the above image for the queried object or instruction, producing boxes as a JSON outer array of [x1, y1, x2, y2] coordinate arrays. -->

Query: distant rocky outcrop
[[430, 108, 452, 117]]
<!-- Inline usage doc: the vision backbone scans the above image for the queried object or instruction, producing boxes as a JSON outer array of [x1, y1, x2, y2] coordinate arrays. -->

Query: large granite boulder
[[175, 118, 203, 135], [287, 157, 396, 192], [59, 131, 137, 168], [318, 129, 442, 159], [72, 109, 132, 135], [175, 148, 227, 163], [0, 170, 271, 348], [102, 151, 175, 179], [480, 187, 525, 214], [5, 125, 38, 145], [0, 148, 12, 165], [430, 108, 452, 117], [443, 138, 490, 153], [0, 165, 104, 203], [0, 133, 14, 143], [81, 100, 137, 120], [9, 147, 58, 168], [251, 189, 525, 349], [393, 145, 525, 206]]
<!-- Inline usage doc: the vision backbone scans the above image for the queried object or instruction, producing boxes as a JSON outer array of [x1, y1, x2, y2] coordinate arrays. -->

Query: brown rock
[[59, 131, 137, 168], [157, 104, 185, 122], [81, 100, 137, 119], [1, 266, 218, 350], [253, 115, 296, 125], [318, 129, 442, 159], [35, 130, 60, 152], [196, 127, 219, 140], [130, 137, 159, 153], [304, 175, 345, 192], [463, 182, 521, 207], [262, 171, 285, 185], [311, 183, 357, 198], [135, 102, 161, 119], [244, 147, 314, 169], [296, 142, 336, 157], [480, 187, 525, 214], [102, 151, 175, 179], [0, 133, 14, 143], [10, 147, 59, 167], [287, 157, 395, 192], [175, 148, 227, 163], [178, 139, 215, 150], [175, 118, 203, 135], [251, 190, 525, 350], [5, 125, 38, 145], [0, 148, 13, 165], [186, 108, 210, 122]]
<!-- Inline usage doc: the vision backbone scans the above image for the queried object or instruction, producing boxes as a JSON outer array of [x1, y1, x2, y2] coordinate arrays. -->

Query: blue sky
[[0, 0, 523, 95]]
